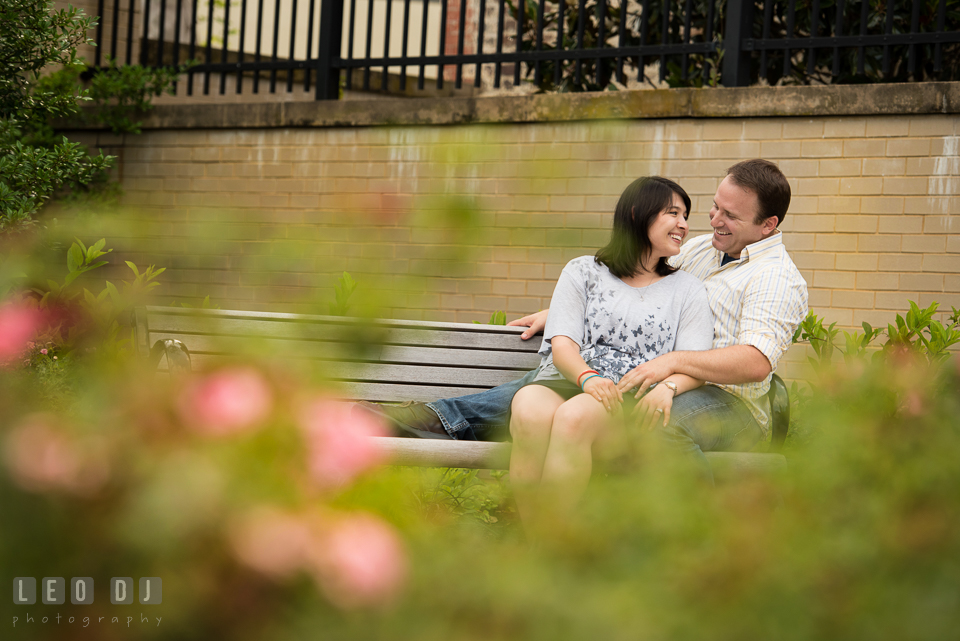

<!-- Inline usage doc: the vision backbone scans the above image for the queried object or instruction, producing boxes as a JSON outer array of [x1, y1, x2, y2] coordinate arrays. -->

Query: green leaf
[[66, 243, 83, 273], [125, 261, 140, 278]]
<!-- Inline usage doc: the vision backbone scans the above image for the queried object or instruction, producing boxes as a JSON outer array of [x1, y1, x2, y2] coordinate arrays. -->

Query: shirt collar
[[716, 229, 783, 267]]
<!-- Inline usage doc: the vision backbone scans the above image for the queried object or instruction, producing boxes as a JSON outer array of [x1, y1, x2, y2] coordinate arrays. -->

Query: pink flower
[[229, 508, 314, 579], [40, 348, 48, 355], [178, 367, 273, 436], [0, 302, 41, 364], [308, 513, 408, 609], [3, 414, 109, 496], [298, 399, 388, 488]]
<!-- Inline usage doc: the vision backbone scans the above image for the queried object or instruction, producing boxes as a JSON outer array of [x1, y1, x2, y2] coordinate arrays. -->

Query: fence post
[[316, 0, 345, 99], [721, 0, 756, 87]]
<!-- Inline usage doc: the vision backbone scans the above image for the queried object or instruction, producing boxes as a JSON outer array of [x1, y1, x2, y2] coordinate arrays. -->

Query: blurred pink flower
[[0, 302, 41, 364], [298, 399, 388, 488], [229, 508, 314, 579], [178, 367, 273, 436], [3, 414, 109, 496], [40, 348, 48, 355], [308, 513, 408, 610]]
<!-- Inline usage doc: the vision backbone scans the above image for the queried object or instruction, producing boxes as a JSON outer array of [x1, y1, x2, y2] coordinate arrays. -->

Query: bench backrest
[[134, 306, 541, 403]]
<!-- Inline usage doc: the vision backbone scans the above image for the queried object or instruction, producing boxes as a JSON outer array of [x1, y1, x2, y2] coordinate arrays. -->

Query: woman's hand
[[583, 375, 623, 414], [634, 384, 675, 430]]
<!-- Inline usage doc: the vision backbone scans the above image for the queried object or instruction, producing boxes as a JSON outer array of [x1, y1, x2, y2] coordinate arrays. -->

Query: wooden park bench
[[134, 306, 788, 479]]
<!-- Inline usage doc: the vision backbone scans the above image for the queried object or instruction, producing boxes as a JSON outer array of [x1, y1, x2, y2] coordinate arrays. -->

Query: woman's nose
[[678, 217, 689, 230]]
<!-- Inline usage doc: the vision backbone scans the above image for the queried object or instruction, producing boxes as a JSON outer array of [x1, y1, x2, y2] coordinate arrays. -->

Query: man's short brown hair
[[726, 159, 791, 227]]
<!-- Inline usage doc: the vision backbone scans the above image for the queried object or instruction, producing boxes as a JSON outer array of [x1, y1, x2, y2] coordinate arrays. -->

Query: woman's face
[[646, 192, 690, 260]]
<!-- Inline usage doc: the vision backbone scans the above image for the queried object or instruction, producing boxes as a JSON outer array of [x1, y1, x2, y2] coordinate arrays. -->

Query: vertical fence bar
[[204, 0, 216, 93], [402, 0, 412, 90], [254, 0, 264, 92], [347, 0, 357, 89], [439, 0, 449, 88], [908, 0, 921, 76], [95, 0, 104, 66], [535, 0, 545, 86], [238, 0, 248, 92], [419, 0, 430, 89], [782, 0, 796, 79], [287, 0, 299, 91], [158, 0, 168, 69], [174, 0, 184, 93], [127, 0, 136, 64], [658, 0, 668, 83], [722, 0, 754, 87], [305, 0, 316, 90], [141, 0, 152, 65], [474, 0, 486, 87], [219, 0, 231, 94], [574, 0, 585, 85], [831, 0, 843, 78], [188, 0, 199, 93], [494, 0, 505, 87], [760, 0, 772, 82], [807, 0, 819, 78], [856, 0, 867, 75], [934, 0, 946, 73], [556, 0, 566, 86], [596, 0, 606, 86], [881, 0, 893, 77], [680, 0, 691, 82], [616, 0, 625, 83], [638, 0, 649, 82], [110, 0, 120, 60], [700, 0, 715, 83], [317, 0, 345, 98], [456, 0, 467, 87], [271, 0, 282, 91], [365, 0, 375, 89], [383, 0, 393, 90], [514, 0, 524, 86]]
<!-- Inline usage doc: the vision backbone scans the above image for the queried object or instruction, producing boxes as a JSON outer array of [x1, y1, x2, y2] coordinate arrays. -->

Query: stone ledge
[[62, 82, 960, 131]]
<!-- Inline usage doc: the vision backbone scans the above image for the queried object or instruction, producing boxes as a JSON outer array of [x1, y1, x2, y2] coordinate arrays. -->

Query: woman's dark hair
[[595, 176, 691, 279]]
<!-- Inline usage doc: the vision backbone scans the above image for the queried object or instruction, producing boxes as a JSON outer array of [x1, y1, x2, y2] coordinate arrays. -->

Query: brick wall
[[61, 98, 959, 375]]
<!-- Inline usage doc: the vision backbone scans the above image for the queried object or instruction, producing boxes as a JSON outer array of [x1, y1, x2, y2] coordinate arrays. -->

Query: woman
[[509, 176, 714, 526]]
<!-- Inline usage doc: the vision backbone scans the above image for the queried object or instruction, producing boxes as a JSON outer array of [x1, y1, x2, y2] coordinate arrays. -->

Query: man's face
[[708, 176, 776, 258]]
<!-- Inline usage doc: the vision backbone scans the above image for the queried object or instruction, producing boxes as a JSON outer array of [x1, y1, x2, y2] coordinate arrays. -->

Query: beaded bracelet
[[580, 374, 602, 391], [576, 369, 599, 387]]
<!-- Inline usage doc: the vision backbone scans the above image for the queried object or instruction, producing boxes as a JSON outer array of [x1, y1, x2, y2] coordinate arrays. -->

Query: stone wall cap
[[61, 82, 960, 131]]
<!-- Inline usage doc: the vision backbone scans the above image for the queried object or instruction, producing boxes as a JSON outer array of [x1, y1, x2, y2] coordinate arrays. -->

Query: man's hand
[[633, 384, 674, 430], [616, 353, 677, 398], [507, 309, 549, 340]]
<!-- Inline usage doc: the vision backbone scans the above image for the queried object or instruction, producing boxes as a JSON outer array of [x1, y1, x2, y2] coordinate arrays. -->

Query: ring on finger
[[654, 408, 663, 414]]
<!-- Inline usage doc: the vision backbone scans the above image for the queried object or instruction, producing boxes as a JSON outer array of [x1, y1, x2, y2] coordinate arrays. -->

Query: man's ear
[[761, 215, 779, 236]]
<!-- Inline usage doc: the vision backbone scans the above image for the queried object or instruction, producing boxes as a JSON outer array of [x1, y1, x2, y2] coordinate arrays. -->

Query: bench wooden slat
[[185, 354, 529, 387], [148, 332, 542, 369], [374, 438, 787, 479], [338, 382, 506, 403], [145, 314, 540, 352], [145, 306, 535, 334]]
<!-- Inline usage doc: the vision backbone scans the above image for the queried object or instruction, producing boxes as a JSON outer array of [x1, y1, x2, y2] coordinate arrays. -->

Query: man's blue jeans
[[652, 384, 764, 484], [428, 375, 763, 481], [426, 369, 539, 441]]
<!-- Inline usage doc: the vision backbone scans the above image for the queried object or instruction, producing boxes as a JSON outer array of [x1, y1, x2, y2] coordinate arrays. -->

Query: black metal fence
[[89, 0, 960, 100]]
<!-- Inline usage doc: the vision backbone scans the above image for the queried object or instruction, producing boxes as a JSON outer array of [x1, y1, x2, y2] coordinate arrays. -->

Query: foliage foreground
[[2, 239, 960, 641]]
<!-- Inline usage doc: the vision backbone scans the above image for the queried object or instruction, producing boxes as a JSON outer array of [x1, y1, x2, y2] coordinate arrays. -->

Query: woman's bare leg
[[508, 385, 565, 527], [539, 393, 619, 515]]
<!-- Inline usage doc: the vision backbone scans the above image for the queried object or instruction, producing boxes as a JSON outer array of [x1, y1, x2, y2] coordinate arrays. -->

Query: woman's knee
[[509, 387, 559, 441], [550, 396, 609, 443]]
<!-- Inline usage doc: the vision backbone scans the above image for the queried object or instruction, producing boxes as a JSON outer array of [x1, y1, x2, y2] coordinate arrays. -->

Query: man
[[359, 160, 808, 475]]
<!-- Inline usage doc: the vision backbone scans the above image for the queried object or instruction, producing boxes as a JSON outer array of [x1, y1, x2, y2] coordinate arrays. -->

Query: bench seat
[[134, 305, 786, 474]]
